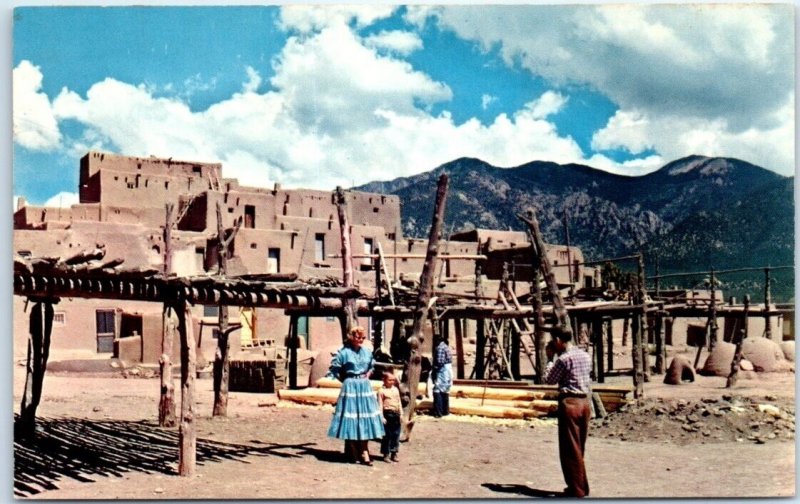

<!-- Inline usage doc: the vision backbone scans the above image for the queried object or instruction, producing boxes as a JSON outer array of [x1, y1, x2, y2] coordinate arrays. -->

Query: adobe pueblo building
[[13, 151, 599, 381]]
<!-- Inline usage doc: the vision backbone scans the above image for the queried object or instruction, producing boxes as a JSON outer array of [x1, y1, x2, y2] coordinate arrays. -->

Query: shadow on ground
[[13, 415, 312, 497], [482, 482, 564, 498]]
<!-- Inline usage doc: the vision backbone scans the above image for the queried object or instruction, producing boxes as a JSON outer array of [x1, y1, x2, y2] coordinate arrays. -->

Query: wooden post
[[159, 204, 177, 427], [727, 295, 750, 388], [18, 299, 55, 438], [510, 322, 521, 379], [401, 174, 449, 440], [563, 208, 573, 284], [604, 316, 614, 372], [213, 201, 242, 417], [622, 317, 629, 347], [764, 268, 772, 339], [454, 318, 465, 379], [654, 313, 665, 374], [159, 304, 178, 427], [519, 209, 572, 335], [177, 302, 197, 477], [289, 315, 298, 389], [502, 263, 521, 379], [474, 319, 486, 379], [593, 317, 604, 383], [638, 254, 649, 383], [531, 260, 546, 384], [631, 309, 644, 399], [335, 186, 357, 340], [708, 267, 718, 351]]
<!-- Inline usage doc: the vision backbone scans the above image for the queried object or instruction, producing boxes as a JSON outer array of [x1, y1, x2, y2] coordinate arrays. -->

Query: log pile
[[276, 378, 632, 419], [229, 358, 277, 394]]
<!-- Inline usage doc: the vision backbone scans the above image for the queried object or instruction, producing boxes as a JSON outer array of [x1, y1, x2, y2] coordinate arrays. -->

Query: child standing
[[378, 370, 402, 462]]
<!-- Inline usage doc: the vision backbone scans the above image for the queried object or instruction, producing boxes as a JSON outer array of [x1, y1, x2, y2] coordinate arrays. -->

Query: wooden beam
[[213, 201, 242, 417], [18, 300, 55, 438], [159, 303, 178, 428], [726, 295, 750, 388], [178, 302, 197, 476], [335, 186, 357, 339], [401, 173, 449, 441], [159, 204, 177, 428]]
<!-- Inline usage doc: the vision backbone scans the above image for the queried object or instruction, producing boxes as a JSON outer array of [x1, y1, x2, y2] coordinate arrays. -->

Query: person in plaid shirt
[[544, 326, 592, 498], [431, 335, 453, 417]]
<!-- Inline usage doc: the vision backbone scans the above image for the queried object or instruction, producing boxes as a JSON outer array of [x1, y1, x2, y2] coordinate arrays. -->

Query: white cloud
[[13, 60, 61, 150], [481, 94, 497, 110], [364, 30, 423, 56], [593, 101, 794, 175], [279, 5, 395, 33], [242, 66, 262, 94], [16, 4, 795, 209], [270, 22, 452, 136], [43, 191, 79, 208], [528, 91, 567, 120], [425, 4, 795, 174]]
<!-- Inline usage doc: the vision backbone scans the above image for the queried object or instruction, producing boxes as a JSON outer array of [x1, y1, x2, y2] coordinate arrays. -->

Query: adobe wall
[[80, 151, 223, 206], [12, 296, 157, 360]]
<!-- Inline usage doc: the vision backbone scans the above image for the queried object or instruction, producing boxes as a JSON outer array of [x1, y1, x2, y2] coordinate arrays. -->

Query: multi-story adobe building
[[13, 151, 595, 370]]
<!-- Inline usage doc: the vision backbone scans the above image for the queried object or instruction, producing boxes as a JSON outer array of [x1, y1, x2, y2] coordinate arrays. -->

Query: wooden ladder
[[498, 282, 537, 372]]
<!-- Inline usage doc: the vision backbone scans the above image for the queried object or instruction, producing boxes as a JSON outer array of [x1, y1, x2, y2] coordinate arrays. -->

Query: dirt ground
[[11, 351, 796, 500]]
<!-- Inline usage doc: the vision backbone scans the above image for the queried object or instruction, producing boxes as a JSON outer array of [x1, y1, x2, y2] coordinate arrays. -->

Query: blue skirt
[[327, 377, 385, 440]]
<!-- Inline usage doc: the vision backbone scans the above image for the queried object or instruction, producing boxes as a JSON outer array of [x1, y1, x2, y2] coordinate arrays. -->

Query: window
[[203, 305, 219, 318], [267, 248, 280, 273], [53, 312, 66, 326], [17, 250, 31, 258], [244, 205, 255, 228], [195, 248, 205, 272], [95, 309, 116, 353], [362, 238, 374, 270], [315, 234, 325, 262]]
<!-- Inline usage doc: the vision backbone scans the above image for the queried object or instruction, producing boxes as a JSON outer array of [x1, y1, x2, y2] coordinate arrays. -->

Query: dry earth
[[11, 351, 796, 500]]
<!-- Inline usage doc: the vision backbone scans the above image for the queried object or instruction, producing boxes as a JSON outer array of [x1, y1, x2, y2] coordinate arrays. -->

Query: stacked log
[[278, 378, 633, 418], [229, 358, 277, 393]]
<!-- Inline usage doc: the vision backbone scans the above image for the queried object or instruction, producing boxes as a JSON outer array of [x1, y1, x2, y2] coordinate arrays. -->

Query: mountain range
[[356, 155, 795, 302]]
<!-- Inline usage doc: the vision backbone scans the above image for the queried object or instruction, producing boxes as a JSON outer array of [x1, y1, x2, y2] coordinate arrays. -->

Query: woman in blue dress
[[326, 326, 385, 465]]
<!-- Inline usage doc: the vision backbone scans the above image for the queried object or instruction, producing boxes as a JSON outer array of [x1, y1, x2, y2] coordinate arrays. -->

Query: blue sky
[[11, 4, 795, 207]]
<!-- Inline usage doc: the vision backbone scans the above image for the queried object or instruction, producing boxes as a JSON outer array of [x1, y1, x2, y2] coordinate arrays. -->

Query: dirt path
[[12, 366, 796, 499]]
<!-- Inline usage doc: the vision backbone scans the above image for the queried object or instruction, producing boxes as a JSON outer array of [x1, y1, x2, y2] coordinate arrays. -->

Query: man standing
[[544, 327, 592, 498], [431, 336, 453, 417]]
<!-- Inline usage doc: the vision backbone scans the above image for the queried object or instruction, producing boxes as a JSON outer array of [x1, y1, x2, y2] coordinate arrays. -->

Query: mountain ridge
[[356, 155, 794, 300]]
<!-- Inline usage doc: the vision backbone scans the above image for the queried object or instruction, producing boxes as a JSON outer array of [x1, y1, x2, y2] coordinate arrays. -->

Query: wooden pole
[[374, 255, 384, 352], [531, 258, 546, 384], [401, 173, 449, 441], [604, 316, 614, 372], [178, 302, 197, 477], [159, 203, 177, 427], [289, 315, 299, 389], [654, 313, 665, 374], [622, 316, 629, 347], [764, 268, 772, 339], [563, 208, 573, 284], [475, 319, 486, 379], [631, 309, 644, 399], [727, 295, 750, 388], [638, 254, 649, 383], [518, 209, 572, 335], [708, 267, 718, 351], [159, 304, 178, 427], [454, 318, 465, 379], [335, 186, 357, 340], [18, 300, 54, 438], [593, 317, 604, 383], [213, 201, 242, 417]]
